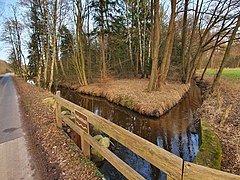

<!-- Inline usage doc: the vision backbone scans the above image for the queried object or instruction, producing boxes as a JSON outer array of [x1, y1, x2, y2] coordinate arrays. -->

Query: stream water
[[59, 82, 202, 180]]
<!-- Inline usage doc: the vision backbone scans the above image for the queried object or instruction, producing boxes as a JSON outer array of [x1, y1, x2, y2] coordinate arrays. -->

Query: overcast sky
[[0, 0, 18, 62]]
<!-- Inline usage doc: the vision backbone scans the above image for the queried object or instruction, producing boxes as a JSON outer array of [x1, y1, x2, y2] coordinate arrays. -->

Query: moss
[[125, 100, 134, 108], [89, 91, 96, 96], [193, 119, 222, 170]]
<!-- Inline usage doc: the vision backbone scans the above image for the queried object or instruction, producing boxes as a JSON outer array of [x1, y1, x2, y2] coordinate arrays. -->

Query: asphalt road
[[0, 74, 36, 179]]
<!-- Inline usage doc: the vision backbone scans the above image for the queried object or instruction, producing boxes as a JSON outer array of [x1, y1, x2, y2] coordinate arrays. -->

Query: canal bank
[[58, 80, 202, 179], [196, 76, 240, 175], [13, 75, 240, 178], [60, 79, 190, 117]]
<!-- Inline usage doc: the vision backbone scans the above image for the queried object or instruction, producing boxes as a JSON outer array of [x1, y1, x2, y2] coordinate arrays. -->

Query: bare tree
[[100, 0, 106, 79], [148, 0, 176, 91], [1, 7, 27, 77], [148, 0, 160, 91], [157, 0, 176, 89], [71, 0, 88, 86], [48, 0, 58, 91], [125, 0, 134, 71], [211, 14, 240, 93]]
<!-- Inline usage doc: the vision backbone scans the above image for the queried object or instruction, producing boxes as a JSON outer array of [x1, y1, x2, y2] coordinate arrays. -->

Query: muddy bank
[[59, 79, 190, 117], [197, 76, 240, 175], [14, 77, 103, 179], [193, 119, 222, 170]]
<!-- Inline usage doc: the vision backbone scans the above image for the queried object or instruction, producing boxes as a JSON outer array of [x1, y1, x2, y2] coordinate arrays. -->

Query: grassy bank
[[198, 68, 240, 78], [61, 79, 190, 117]]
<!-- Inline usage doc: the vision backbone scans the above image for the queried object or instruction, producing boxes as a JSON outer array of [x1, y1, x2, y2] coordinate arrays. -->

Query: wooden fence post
[[56, 91, 62, 128], [55, 95, 240, 180], [75, 110, 90, 158], [81, 131, 90, 158]]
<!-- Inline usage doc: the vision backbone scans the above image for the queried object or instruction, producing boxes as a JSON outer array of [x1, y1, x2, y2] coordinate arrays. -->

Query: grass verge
[[198, 68, 240, 79]]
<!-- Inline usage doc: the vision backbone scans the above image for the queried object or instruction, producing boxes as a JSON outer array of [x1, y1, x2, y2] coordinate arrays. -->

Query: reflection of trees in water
[[59, 84, 201, 180]]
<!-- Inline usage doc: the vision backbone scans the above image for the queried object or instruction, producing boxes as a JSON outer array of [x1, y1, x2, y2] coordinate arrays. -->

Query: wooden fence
[[55, 91, 240, 180]]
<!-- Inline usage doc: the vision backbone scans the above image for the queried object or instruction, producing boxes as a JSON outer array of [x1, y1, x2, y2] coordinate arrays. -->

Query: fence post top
[[56, 90, 60, 96]]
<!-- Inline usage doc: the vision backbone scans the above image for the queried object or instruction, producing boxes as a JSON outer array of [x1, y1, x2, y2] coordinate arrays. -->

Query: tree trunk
[[200, 6, 230, 81], [183, 0, 203, 83], [201, 48, 215, 80], [48, 0, 58, 91], [142, 1, 147, 77], [125, 0, 134, 71], [211, 15, 240, 93], [181, 0, 189, 82], [148, 0, 160, 91], [147, 0, 154, 77], [78, 17, 88, 85], [87, 0, 92, 82], [59, 59, 66, 78], [43, 0, 50, 88], [9, 30, 21, 75], [157, 0, 176, 89], [72, 0, 88, 86], [135, 47, 139, 76], [13, 7, 28, 76], [137, 0, 143, 76], [100, 0, 106, 79], [37, 24, 45, 87]]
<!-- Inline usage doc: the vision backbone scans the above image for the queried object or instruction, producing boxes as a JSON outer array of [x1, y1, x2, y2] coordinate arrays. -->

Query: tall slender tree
[[157, 0, 176, 88], [211, 15, 240, 93], [72, 0, 88, 86], [148, 0, 160, 91]]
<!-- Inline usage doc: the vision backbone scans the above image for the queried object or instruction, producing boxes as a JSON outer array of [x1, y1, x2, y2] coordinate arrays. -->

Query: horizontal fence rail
[[61, 115, 144, 180], [183, 162, 240, 180], [54, 91, 240, 180]]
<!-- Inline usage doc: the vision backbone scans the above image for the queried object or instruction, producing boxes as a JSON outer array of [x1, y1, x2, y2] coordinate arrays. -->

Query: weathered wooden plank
[[56, 96, 183, 179], [61, 115, 145, 180], [81, 132, 90, 158], [55, 91, 62, 128], [73, 110, 90, 158], [183, 162, 240, 180]]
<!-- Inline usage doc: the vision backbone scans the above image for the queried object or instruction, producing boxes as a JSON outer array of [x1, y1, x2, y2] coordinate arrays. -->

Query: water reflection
[[59, 82, 202, 180]]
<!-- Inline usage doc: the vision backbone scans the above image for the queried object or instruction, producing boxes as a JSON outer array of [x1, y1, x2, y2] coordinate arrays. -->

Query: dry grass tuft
[[68, 79, 190, 117], [0, 60, 11, 74]]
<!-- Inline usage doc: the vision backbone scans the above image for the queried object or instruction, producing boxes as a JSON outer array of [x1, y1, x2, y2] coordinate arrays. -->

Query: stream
[[59, 82, 202, 180]]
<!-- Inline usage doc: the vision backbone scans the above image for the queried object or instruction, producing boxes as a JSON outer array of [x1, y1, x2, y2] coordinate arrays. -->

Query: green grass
[[198, 68, 240, 78]]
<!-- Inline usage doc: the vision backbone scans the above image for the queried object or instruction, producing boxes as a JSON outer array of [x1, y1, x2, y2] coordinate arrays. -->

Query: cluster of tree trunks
[[2, 0, 240, 93]]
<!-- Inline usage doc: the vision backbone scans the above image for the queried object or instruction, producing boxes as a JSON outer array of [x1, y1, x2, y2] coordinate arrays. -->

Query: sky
[[0, 0, 18, 62]]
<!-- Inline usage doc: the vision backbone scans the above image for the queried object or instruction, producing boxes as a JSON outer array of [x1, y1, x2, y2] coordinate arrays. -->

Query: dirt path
[[0, 74, 36, 179]]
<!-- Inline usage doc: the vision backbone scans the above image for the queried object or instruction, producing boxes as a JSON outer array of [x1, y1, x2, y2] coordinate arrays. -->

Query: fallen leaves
[[14, 77, 103, 179], [197, 76, 240, 175]]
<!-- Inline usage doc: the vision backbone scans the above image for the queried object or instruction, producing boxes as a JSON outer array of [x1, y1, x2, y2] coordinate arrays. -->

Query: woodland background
[[1, 0, 240, 92]]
